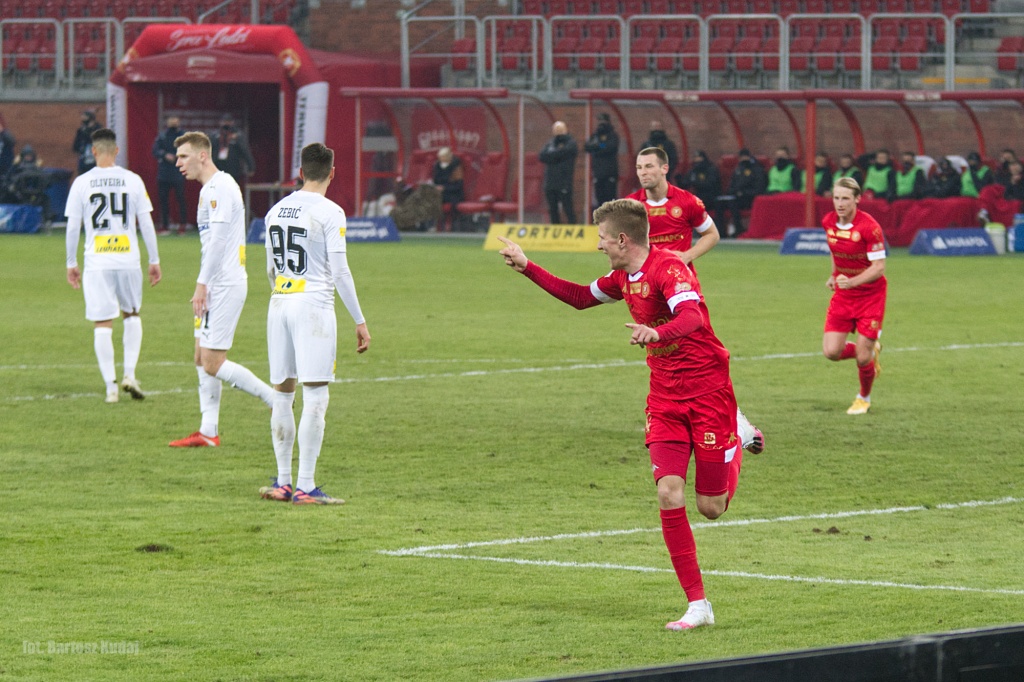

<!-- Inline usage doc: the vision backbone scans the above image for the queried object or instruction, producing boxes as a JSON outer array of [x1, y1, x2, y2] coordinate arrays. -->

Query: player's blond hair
[[174, 131, 211, 152], [593, 199, 649, 246], [833, 176, 862, 197]]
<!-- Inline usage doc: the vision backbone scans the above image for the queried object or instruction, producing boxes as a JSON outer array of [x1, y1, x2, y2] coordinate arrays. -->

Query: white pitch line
[[4, 341, 1021, 402], [380, 496, 1024, 556], [403, 553, 1024, 596], [6, 387, 187, 403]]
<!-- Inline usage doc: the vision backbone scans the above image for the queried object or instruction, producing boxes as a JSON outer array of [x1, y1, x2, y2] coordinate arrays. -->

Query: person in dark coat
[[0, 120, 15, 182], [925, 158, 962, 198], [583, 113, 620, 208], [210, 113, 255, 186], [682, 150, 722, 213], [639, 120, 680, 184], [151, 115, 188, 234], [73, 109, 101, 175], [725, 148, 766, 237], [539, 120, 578, 224], [834, 153, 864, 188]]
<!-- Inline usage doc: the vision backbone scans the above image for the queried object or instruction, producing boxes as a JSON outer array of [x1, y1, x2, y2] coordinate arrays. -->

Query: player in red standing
[[822, 177, 886, 415], [628, 147, 764, 453], [498, 199, 755, 631]]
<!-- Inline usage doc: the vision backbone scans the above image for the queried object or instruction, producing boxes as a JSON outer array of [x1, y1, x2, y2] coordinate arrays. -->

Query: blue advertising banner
[[909, 228, 997, 256], [778, 228, 830, 255], [247, 216, 401, 244], [0, 204, 43, 233]]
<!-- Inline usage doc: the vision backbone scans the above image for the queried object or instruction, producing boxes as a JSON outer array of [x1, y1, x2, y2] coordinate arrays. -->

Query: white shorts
[[267, 296, 336, 385], [194, 284, 247, 351], [83, 268, 142, 322]]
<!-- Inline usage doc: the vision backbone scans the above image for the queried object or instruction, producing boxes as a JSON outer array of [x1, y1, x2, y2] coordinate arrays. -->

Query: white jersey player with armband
[[65, 127, 161, 403], [169, 130, 275, 449], [258, 142, 371, 506]]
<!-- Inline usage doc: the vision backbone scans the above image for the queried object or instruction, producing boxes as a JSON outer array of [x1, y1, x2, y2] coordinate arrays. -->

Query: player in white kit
[[258, 143, 370, 505], [65, 127, 161, 403], [169, 131, 274, 448]]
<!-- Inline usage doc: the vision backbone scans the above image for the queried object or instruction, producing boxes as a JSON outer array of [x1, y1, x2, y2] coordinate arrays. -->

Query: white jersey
[[197, 170, 247, 287], [65, 165, 154, 270], [265, 190, 348, 308]]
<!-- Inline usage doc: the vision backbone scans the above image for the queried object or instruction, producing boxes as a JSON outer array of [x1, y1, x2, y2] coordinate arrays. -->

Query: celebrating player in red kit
[[822, 177, 886, 415], [628, 146, 764, 454], [498, 199, 755, 631]]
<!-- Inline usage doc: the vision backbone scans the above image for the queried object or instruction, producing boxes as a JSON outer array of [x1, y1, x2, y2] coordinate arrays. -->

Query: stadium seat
[[456, 152, 508, 216], [498, 35, 529, 71], [551, 36, 578, 71], [520, 0, 544, 15], [831, 0, 856, 12], [789, 36, 815, 72], [13, 38, 38, 73], [491, 153, 544, 221], [938, 0, 961, 15], [881, 0, 907, 12], [708, 36, 735, 73], [776, 0, 799, 16], [675, 0, 699, 13], [803, 0, 826, 13], [588, 20, 618, 39], [872, 35, 898, 71], [966, 0, 988, 12], [743, 19, 774, 38], [601, 36, 621, 71], [898, 35, 927, 71], [905, 19, 927, 39], [630, 35, 655, 71], [406, 149, 435, 185], [647, 0, 672, 13], [749, 0, 772, 13], [595, 0, 619, 13], [909, 0, 935, 12], [996, 36, 1024, 72], [875, 19, 902, 39], [622, 0, 644, 15], [720, 0, 746, 13], [814, 35, 842, 72], [557, 20, 584, 39], [450, 37, 475, 71], [858, 0, 882, 14], [714, 20, 741, 40], [841, 35, 864, 72], [655, 35, 685, 72], [927, 18, 946, 43], [822, 21, 847, 39], [663, 22, 687, 39], [761, 36, 780, 72], [732, 35, 761, 76], [575, 36, 603, 70], [547, 0, 570, 14], [632, 21, 659, 39]]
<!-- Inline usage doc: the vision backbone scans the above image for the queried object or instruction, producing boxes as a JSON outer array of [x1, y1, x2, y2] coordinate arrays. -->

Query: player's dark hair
[[638, 147, 668, 166], [91, 128, 117, 154], [175, 131, 211, 152], [301, 143, 334, 182], [593, 198, 649, 246], [834, 176, 862, 197]]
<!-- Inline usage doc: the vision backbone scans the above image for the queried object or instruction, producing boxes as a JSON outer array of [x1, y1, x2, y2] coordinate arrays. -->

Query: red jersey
[[589, 248, 731, 400], [823, 209, 887, 298], [627, 184, 714, 254]]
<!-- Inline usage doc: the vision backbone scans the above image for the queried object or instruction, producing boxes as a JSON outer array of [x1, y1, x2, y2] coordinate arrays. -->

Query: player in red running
[[822, 177, 886, 415], [498, 198, 758, 631], [628, 147, 764, 454]]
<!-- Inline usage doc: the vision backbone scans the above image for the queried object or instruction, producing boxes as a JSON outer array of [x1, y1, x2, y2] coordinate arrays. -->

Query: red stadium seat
[[761, 36, 780, 71], [587, 20, 618, 40], [841, 35, 863, 71], [898, 35, 927, 71], [858, 0, 882, 14], [575, 36, 603, 70], [909, 0, 935, 12], [675, 0, 699, 12], [595, 0, 619, 13], [875, 19, 902, 39], [822, 20, 847, 39], [743, 20, 774, 38], [632, 21, 659, 39], [520, 0, 544, 15], [457, 152, 508, 216], [492, 153, 544, 221], [789, 35, 815, 72], [697, 0, 720, 14], [655, 35, 685, 72], [556, 20, 583, 39], [803, 0, 826, 12], [966, 0, 988, 12], [872, 35, 898, 71], [996, 36, 1024, 72], [663, 22, 687, 39], [831, 0, 856, 11], [776, 0, 799, 15], [601, 36, 621, 71], [714, 20, 741, 40], [450, 37, 475, 71], [405, 149, 435, 185], [881, 0, 907, 12], [647, 0, 672, 13], [498, 36, 528, 70], [547, 0, 570, 15], [622, 0, 644, 15], [630, 35, 655, 71], [679, 35, 701, 71], [708, 36, 734, 72], [814, 35, 842, 72], [749, 0, 772, 13], [732, 36, 761, 74], [905, 19, 927, 38], [938, 0, 961, 15], [551, 36, 578, 71], [720, 0, 746, 13]]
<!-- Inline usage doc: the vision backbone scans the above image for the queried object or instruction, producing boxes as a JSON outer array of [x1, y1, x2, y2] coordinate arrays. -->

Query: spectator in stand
[[895, 151, 926, 200], [925, 158, 961, 198], [682, 150, 722, 217], [584, 113, 620, 207], [431, 146, 464, 231], [210, 114, 255, 186], [73, 109, 101, 175], [639, 120, 680, 185], [960, 152, 994, 198], [994, 148, 1018, 188], [834, 153, 864, 189], [0, 119, 15, 182], [725, 147, 766, 238], [800, 152, 834, 197], [152, 115, 188, 235], [863, 149, 896, 202], [766, 146, 800, 194], [1004, 161, 1024, 202], [539, 121, 578, 225]]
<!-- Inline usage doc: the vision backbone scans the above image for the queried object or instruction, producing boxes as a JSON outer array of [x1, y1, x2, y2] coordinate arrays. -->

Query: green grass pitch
[[1, 232, 1022, 681]]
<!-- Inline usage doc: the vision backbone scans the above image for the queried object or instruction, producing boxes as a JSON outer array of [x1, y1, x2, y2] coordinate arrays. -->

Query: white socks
[[215, 360, 275, 407], [93, 327, 117, 391], [197, 366, 221, 437], [271, 391, 296, 487], [122, 316, 142, 380], [296, 385, 330, 493], [736, 408, 755, 449]]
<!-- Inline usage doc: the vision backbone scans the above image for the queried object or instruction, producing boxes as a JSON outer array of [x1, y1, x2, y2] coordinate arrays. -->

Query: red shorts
[[825, 291, 886, 340], [645, 386, 740, 496]]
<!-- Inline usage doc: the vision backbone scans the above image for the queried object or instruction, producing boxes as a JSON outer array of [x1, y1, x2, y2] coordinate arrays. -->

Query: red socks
[[840, 342, 857, 360], [660, 507, 705, 602], [858, 361, 876, 399], [727, 445, 743, 505]]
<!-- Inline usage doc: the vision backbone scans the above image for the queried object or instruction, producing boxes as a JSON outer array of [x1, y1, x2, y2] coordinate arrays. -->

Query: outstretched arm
[[498, 236, 603, 310]]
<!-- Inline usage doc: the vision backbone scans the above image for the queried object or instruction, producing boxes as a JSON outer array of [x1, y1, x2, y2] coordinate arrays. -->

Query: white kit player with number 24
[[258, 142, 370, 506], [65, 127, 161, 404]]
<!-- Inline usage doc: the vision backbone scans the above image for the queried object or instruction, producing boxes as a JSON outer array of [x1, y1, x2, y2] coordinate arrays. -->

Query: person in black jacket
[[539, 121, 578, 224], [925, 158, 961, 198], [73, 109, 101, 175], [725, 148, 766, 237], [682, 150, 721, 213], [0, 120, 15, 183], [583, 113, 619, 208], [210, 113, 255, 186], [895, 151, 926, 200], [1004, 161, 1024, 202], [151, 115, 188, 234], [639, 120, 679, 185], [833, 153, 864, 189]]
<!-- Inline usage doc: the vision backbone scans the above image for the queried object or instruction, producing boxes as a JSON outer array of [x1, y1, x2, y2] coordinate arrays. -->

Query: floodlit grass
[[1, 233, 1022, 681]]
